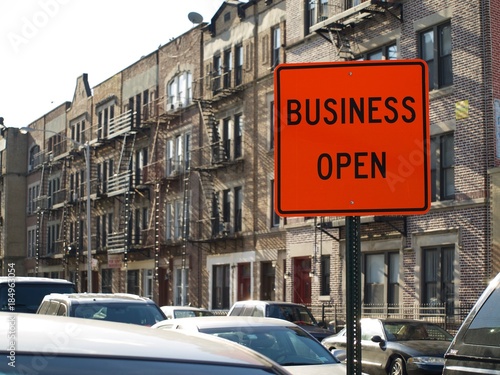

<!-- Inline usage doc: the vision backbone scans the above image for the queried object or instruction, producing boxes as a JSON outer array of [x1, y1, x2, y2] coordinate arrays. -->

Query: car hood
[[393, 340, 451, 356], [299, 324, 334, 338], [286, 363, 367, 375]]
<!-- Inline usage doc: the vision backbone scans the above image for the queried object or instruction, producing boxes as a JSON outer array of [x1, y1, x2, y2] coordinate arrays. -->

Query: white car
[[160, 305, 214, 319], [153, 315, 354, 375], [0, 313, 290, 375]]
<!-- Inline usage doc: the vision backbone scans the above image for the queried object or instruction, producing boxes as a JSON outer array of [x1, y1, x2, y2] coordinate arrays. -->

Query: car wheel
[[388, 358, 406, 375]]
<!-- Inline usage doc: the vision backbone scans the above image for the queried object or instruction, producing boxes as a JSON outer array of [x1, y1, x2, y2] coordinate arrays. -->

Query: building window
[[167, 72, 192, 110], [212, 55, 222, 93], [423, 246, 454, 315], [102, 269, 112, 293], [135, 147, 148, 186], [174, 200, 183, 239], [127, 270, 140, 295], [28, 145, 40, 171], [212, 264, 230, 309], [364, 252, 400, 306], [234, 114, 242, 159], [27, 227, 36, 258], [27, 183, 40, 214], [420, 22, 452, 90], [47, 222, 60, 255], [47, 177, 60, 209], [234, 186, 242, 232], [223, 189, 231, 227], [269, 101, 274, 150], [143, 269, 154, 299], [166, 202, 173, 240], [431, 133, 454, 201], [270, 180, 280, 228], [321, 255, 330, 295], [211, 192, 221, 237], [220, 114, 242, 161], [261, 262, 275, 300], [223, 49, 232, 88], [235, 44, 243, 86], [166, 133, 190, 175], [357, 43, 398, 61], [271, 26, 281, 69], [70, 118, 86, 145], [174, 267, 189, 305], [97, 103, 115, 139], [308, 0, 329, 27]]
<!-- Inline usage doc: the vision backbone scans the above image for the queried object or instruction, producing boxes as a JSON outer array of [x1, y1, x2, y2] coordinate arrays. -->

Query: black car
[[228, 300, 334, 341], [443, 272, 500, 374], [321, 318, 454, 375]]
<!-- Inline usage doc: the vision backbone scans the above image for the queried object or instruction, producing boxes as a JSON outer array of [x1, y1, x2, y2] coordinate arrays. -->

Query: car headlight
[[407, 357, 445, 365]]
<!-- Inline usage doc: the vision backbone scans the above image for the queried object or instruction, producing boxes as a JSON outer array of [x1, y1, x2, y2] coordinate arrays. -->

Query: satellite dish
[[188, 11, 203, 25]]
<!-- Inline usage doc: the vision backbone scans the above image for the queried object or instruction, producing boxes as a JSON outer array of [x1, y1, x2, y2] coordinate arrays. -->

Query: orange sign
[[274, 60, 430, 216]]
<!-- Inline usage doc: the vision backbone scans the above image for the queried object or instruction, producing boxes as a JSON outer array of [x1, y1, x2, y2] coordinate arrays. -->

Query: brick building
[[0, 0, 498, 319], [284, 0, 500, 319]]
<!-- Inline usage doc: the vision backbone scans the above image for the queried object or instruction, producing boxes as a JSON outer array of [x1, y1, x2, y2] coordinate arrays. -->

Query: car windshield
[[174, 309, 214, 318], [268, 305, 318, 326], [71, 303, 165, 326], [201, 325, 338, 366], [383, 321, 454, 342]]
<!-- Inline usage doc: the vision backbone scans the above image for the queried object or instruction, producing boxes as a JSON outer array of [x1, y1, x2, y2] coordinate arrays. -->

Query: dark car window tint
[[0, 283, 75, 313], [464, 284, 500, 347], [1, 354, 282, 375]]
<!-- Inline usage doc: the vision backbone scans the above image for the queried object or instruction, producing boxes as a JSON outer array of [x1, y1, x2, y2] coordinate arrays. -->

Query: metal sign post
[[346, 216, 361, 375]]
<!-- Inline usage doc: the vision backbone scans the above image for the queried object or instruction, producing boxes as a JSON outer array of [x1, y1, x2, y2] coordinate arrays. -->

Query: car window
[[46, 301, 61, 315], [361, 320, 382, 340], [0, 354, 283, 375], [0, 283, 75, 313], [202, 326, 337, 366], [174, 310, 196, 318], [464, 283, 500, 347], [57, 303, 68, 316]]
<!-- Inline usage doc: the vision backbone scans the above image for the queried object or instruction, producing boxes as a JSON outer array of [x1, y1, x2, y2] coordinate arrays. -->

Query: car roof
[[41, 293, 153, 303], [231, 300, 307, 307], [0, 276, 74, 284], [1, 313, 283, 367], [161, 306, 211, 311], [361, 317, 436, 324], [154, 316, 299, 330]]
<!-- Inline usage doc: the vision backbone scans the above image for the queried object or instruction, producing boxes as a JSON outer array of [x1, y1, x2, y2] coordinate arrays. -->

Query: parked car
[[0, 313, 290, 375], [161, 305, 214, 319], [36, 292, 166, 326], [321, 317, 454, 375], [0, 276, 76, 313], [443, 272, 500, 374], [227, 300, 334, 341], [153, 315, 354, 375]]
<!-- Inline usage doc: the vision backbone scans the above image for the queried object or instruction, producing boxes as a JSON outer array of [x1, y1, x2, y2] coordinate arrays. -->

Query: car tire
[[388, 358, 406, 375]]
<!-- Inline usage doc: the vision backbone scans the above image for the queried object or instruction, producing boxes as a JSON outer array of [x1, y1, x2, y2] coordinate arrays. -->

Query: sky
[[0, 0, 226, 128]]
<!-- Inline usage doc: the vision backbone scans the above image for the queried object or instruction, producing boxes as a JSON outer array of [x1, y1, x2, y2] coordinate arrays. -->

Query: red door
[[238, 263, 251, 301], [293, 257, 311, 304]]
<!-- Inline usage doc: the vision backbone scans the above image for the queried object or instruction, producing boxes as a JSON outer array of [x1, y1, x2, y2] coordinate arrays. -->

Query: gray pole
[[85, 143, 92, 292]]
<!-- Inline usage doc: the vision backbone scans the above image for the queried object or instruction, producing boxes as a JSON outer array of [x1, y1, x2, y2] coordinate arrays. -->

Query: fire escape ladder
[[181, 164, 191, 270]]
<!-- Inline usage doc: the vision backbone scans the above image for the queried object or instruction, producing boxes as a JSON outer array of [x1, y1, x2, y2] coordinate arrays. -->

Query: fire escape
[[192, 62, 245, 252], [309, 0, 404, 59]]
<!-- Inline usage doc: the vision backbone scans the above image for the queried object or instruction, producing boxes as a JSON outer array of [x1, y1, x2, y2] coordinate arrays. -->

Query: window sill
[[429, 85, 454, 100]]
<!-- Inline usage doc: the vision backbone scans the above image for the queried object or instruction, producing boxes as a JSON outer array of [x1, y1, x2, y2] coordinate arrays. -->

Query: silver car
[[153, 315, 351, 375], [0, 313, 290, 375]]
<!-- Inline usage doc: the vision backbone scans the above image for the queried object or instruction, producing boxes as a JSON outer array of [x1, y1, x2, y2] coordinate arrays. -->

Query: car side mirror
[[371, 335, 385, 344]]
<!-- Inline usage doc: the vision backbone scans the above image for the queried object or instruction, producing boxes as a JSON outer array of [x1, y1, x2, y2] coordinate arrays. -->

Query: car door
[[359, 319, 387, 374]]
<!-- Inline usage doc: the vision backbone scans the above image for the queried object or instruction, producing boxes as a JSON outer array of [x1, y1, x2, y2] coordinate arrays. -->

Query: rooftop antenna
[[188, 11, 203, 26]]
